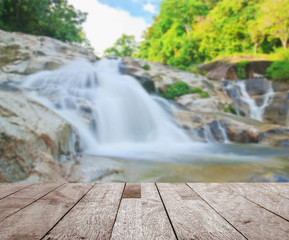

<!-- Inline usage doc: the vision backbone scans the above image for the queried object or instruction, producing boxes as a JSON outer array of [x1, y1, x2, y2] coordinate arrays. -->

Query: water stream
[[20, 59, 289, 182], [224, 80, 274, 121]]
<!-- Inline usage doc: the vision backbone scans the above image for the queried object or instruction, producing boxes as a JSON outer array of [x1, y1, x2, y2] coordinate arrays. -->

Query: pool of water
[[70, 143, 289, 182]]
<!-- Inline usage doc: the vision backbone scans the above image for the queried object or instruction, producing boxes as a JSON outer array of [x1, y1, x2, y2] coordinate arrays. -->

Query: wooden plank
[[111, 183, 176, 240], [42, 183, 124, 240], [0, 183, 93, 240], [229, 183, 289, 221], [261, 183, 289, 199], [122, 183, 141, 198], [0, 183, 32, 199], [188, 183, 289, 240], [0, 183, 62, 219], [41, 183, 93, 203], [157, 183, 246, 240]]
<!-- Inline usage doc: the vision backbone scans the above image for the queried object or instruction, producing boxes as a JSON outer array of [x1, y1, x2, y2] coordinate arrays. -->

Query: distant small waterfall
[[224, 80, 274, 121]]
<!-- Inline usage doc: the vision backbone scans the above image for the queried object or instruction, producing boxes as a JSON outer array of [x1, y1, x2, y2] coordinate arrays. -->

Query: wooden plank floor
[[0, 183, 288, 240]]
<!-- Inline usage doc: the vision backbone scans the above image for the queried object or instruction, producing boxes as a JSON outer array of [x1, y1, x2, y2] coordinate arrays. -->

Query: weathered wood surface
[[188, 183, 289, 240], [0, 183, 288, 240], [111, 183, 176, 240]]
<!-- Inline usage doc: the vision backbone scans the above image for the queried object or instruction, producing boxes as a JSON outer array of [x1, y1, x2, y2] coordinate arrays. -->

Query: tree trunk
[[282, 39, 287, 49], [254, 42, 258, 55]]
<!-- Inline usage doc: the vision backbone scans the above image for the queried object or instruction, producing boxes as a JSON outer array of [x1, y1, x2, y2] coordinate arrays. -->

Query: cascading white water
[[225, 80, 274, 122], [236, 81, 273, 121], [21, 58, 196, 159]]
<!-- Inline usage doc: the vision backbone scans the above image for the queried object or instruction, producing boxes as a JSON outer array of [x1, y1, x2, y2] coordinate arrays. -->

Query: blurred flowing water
[[21, 59, 289, 182]]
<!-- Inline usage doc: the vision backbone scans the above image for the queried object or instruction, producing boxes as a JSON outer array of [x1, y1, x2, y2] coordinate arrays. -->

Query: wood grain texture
[[0, 183, 32, 199], [122, 183, 141, 198], [0, 183, 93, 240], [157, 183, 245, 240], [262, 183, 289, 199], [229, 183, 289, 221], [41, 183, 93, 203], [42, 183, 124, 240], [0, 183, 61, 219], [188, 183, 289, 240], [111, 183, 176, 240]]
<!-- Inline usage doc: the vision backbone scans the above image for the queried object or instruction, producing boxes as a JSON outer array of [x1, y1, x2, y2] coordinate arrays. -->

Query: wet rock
[[131, 75, 156, 93], [174, 110, 259, 143], [244, 78, 272, 96], [260, 92, 289, 126], [257, 126, 289, 147]]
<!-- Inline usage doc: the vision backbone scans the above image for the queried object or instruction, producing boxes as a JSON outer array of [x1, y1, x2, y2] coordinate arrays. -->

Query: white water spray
[[226, 80, 274, 122]]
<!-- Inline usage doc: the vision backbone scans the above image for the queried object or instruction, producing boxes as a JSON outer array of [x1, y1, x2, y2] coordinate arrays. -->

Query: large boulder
[[0, 29, 97, 83], [0, 89, 78, 182], [197, 60, 273, 81]]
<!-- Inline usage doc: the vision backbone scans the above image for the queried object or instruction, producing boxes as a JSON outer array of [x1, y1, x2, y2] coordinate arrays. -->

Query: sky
[[67, 0, 161, 56]]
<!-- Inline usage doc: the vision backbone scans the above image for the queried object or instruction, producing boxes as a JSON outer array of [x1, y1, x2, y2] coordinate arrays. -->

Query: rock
[[131, 75, 156, 93], [174, 110, 259, 143], [0, 29, 98, 83], [263, 92, 289, 126], [244, 78, 272, 96], [257, 126, 289, 147], [197, 61, 274, 81], [206, 63, 239, 81], [0, 89, 78, 182], [250, 61, 273, 75], [272, 81, 289, 92], [176, 94, 228, 113], [122, 57, 217, 98]]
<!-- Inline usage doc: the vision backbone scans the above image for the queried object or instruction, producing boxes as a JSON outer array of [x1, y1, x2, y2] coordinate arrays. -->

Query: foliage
[[265, 60, 289, 82], [224, 104, 237, 115], [143, 64, 150, 70], [190, 67, 208, 76], [236, 61, 250, 79], [0, 0, 88, 43], [103, 34, 138, 57], [138, 0, 289, 69], [161, 82, 209, 99], [257, 0, 289, 49]]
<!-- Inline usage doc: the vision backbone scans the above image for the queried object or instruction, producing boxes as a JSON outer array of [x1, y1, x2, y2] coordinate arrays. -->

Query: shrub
[[224, 104, 237, 115], [162, 82, 209, 99], [236, 61, 250, 79], [265, 60, 289, 82], [143, 64, 150, 70]]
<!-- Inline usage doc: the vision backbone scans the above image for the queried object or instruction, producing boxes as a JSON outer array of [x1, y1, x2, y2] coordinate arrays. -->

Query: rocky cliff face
[[0, 30, 97, 182]]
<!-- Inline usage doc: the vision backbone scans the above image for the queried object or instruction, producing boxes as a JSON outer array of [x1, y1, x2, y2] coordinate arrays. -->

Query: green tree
[[259, 0, 289, 49], [103, 34, 138, 57], [0, 0, 87, 43]]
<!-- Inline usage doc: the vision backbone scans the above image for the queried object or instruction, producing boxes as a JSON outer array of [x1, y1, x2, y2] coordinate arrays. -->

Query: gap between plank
[[0, 184, 34, 201], [40, 183, 96, 240], [109, 183, 126, 240], [185, 183, 249, 240], [155, 183, 179, 240], [242, 195, 289, 222], [4, 183, 65, 219]]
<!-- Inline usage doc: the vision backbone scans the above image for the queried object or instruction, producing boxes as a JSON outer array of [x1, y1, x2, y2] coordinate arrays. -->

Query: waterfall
[[225, 80, 274, 121], [21, 58, 195, 159]]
